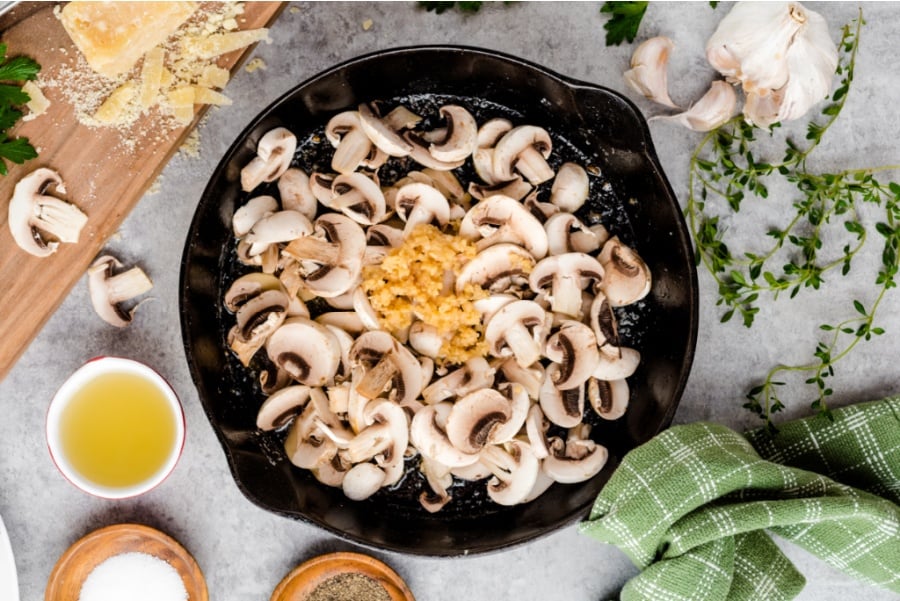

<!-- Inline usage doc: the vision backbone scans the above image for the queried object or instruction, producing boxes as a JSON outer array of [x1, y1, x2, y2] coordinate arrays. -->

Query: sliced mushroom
[[421, 168, 467, 204], [523, 192, 560, 223], [472, 117, 514, 184], [88, 255, 153, 328], [257, 385, 311, 430], [266, 317, 341, 386], [309, 172, 337, 207], [544, 320, 601, 390], [587, 377, 630, 420], [282, 213, 366, 298], [444, 388, 516, 454], [312, 453, 351, 487], [529, 252, 605, 319], [422, 356, 495, 404], [410, 402, 481, 468], [277, 168, 318, 220], [349, 330, 423, 406], [492, 125, 554, 185], [498, 357, 544, 400], [245, 210, 313, 255], [325, 110, 375, 174], [229, 288, 290, 359], [357, 102, 414, 157], [481, 440, 541, 506], [284, 401, 337, 469], [233, 195, 279, 238], [394, 182, 451, 237], [419, 458, 453, 513], [455, 243, 536, 295], [597, 236, 652, 306], [483, 300, 549, 368], [408, 321, 445, 359], [539, 366, 585, 428], [315, 311, 365, 336], [542, 429, 608, 484], [241, 127, 297, 191], [8, 168, 88, 257], [459, 194, 548, 259], [468, 176, 533, 202], [402, 130, 466, 171], [330, 172, 388, 225], [549, 162, 590, 212], [593, 345, 641, 381], [544, 213, 608, 256], [525, 403, 551, 459], [427, 104, 478, 162], [342, 462, 386, 501], [362, 398, 409, 485], [588, 291, 620, 348]]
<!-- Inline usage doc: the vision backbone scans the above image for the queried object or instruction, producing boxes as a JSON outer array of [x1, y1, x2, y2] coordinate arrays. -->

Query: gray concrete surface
[[2, 2, 899, 600]]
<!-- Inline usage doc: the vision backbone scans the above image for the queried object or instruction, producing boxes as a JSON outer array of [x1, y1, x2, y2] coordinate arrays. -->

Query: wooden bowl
[[45, 523, 208, 601], [270, 552, 415, 601]]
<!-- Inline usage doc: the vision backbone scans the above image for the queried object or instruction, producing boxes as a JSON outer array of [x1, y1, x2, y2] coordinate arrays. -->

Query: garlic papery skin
[[707, 2, 838, 128], [652, 81, 737, 132], [706, 2, 804, 94], [624, 36, 679, 109]]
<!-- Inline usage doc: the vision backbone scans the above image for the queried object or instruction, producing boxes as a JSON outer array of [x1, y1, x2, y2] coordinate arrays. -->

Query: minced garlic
[[361, 224, 488, 365]]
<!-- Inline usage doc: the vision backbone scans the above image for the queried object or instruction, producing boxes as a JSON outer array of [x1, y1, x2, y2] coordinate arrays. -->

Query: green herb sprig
[[686, 12, 898, 433], [418, 1, 487, 14], [0, 43, 40, 176], [600, 1, 648, 46]]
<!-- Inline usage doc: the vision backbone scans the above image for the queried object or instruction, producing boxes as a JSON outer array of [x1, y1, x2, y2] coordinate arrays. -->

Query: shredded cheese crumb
[[22, 81, 50, 121], [361, 224, 488, 365], [244, 57, 267, 73], [362, 19, 374, 31]]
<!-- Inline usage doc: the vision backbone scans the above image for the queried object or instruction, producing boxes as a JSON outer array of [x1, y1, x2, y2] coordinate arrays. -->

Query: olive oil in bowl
[[47, 357, 185, 498]]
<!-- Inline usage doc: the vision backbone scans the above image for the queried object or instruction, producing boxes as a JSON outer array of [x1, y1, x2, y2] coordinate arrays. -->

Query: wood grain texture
[[44, 523, 208, 601], [0, 1, 284, 380]]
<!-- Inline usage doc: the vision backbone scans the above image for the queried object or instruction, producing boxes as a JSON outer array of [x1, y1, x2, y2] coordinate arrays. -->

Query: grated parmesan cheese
[[361, 224, 488, 365]]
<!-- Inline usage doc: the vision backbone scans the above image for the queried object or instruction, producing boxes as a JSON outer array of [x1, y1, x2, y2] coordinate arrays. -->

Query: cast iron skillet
[[180, 45, 698, 556]]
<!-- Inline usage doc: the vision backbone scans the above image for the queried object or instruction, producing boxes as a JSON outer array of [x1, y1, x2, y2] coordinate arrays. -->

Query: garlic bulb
[[706, 2, 837, 128], [624, 37, 679, 109], [652, 81, 737, 132]]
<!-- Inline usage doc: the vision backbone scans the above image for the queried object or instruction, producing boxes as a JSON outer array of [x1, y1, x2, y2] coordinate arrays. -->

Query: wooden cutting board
[[0, 1, 284, 380]]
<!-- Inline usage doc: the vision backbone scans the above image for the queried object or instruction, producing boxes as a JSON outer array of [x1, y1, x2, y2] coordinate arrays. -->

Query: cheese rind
[[60, 1, 198, 78]]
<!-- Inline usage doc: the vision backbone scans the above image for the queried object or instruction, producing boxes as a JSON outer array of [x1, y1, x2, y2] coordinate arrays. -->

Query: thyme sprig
[[686, 12, 899, 432]]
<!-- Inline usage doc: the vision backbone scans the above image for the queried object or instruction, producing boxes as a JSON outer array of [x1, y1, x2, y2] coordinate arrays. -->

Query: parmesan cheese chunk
[[192, 86, 232, 106], [139, 47, 166, 109], [94, 82, 137, 124], [198, 64, 230, 89], [22, 81, 50, 122], [60, 1, 198, 78], [181, 28, 270, 60]]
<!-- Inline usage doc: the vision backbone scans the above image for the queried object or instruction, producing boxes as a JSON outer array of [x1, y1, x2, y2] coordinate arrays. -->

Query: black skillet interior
[[180, 46, 698, 556]]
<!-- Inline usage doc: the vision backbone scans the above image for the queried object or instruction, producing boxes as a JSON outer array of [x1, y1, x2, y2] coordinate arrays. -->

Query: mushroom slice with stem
[[421, 168, 467, 205], [402, 130, 466, 171], [459, 194, 548, 259], [544, 213, 607, 256], [284, 401, 338, 470], [266, 317, 341, 386], [325, 110, 375, 174], [277, 168, 318, 220], [394, 182, 451, 237], [481, 440, 541, 506], [549, 162, 590, 213], [544, 320, 601, 391], [542, 427, 608, 484], [597, 236, 651, 307], [483, 299, 549, 368], [241, 127, 297, 192], [309, 172, 337, 207], [282, 213, 366, 298], [256, 384, 311, 431], [88, 255, 154, 328], [427, 104, 478, 162], [492, 125, 554, 185], [410, 402, 481, 468], [587, 290, 620, 349], [539, 365, 586, 428], [419, 458, 453, 513], [444, 388, 513, 455], [330, 172, 388, 225], [468, 176, 533, 202], [228, 288, 290, 364], [473, 117, 514, 184], [362, 398, 409, 485], [455, 243, 536, 296], [587, 377, 630, 421], [357, 102, 414, 157], [312, 453, 351, 487], [8, 168, 88, 257], [523, 191, 560, 223], [342, 462, 386, 501], [499, 357, 544, 400], [525, 403, 551, 459], [349, 330, 423, 406], [422, 356, 495, 404], [529, 252, 605, 319]]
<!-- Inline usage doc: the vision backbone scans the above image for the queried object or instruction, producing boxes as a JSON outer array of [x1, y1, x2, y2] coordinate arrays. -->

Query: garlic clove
[[652, 81, 737, 132], [623, 36, 679, 109], [743, 90, 782, 128], [705, 2, 803, 94]]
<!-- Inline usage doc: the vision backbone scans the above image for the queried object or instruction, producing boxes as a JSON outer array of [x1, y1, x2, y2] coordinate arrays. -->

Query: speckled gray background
[[2, 3, 898, 601]]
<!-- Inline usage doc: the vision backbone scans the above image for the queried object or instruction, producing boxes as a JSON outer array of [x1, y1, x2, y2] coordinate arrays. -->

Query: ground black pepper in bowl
[[305, 573, 390, 601]]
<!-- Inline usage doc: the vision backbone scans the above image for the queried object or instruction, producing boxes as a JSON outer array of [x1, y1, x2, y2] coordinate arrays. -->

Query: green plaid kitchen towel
[[580, 397, 900, 601]]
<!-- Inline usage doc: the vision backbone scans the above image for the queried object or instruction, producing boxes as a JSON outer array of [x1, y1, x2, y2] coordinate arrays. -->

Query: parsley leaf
[[0, 43, 41, 176], [600, 1, 648, 46]]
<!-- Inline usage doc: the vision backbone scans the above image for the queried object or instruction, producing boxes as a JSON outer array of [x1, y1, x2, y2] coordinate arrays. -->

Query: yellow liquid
[[59, 371, 177, 489]]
